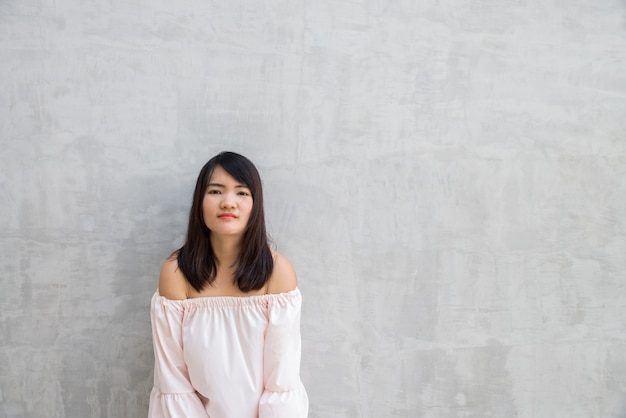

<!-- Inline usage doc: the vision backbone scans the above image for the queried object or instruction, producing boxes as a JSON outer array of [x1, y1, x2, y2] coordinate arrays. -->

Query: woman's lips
[[218, 213, 237, 219]]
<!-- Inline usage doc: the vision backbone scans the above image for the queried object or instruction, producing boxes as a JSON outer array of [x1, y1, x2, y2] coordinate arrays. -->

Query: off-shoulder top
[[148, 288, 308, 418]]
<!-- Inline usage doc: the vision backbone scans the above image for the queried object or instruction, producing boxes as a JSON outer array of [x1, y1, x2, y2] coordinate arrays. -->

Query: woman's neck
[[210, 234, 242, 268]]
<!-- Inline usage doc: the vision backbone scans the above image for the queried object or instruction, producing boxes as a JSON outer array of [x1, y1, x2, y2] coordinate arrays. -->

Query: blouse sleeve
[[148, 292, 209, 418], [259, 289, 309, 418]]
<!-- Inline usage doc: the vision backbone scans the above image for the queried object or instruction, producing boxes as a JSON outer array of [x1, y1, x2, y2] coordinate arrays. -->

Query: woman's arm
[[267, 252, 298, 294], [149, 259, 208, 417], [158, 256, 188, 300], [259, 253, 309, 417]]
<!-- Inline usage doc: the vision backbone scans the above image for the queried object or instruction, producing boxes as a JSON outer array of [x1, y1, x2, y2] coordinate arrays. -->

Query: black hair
[[173, 151, 273, 292]]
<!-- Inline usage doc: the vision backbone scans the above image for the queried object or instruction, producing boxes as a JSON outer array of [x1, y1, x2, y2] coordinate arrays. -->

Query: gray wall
[[1, 1, 626, 417]]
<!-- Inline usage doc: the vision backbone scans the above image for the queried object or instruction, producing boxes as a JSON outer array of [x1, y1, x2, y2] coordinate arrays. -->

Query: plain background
[[1, 1, 626, 417]]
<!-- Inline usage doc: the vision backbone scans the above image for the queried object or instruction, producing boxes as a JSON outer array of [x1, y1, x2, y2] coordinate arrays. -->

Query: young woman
[[148, 152, 308, 417]]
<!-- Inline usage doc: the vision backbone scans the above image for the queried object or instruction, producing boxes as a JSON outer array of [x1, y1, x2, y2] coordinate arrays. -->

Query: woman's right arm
[[158, 256, 188, 300], [148, 259, 208, 418]]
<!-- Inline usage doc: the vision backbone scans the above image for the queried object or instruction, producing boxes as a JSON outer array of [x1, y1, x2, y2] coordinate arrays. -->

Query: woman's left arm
[[259, 288, 309, 417], [259, 253, 309, 417]]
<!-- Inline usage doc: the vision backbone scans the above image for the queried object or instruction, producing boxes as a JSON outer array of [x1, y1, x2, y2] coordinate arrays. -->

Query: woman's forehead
[[208, 165, 248, 187]]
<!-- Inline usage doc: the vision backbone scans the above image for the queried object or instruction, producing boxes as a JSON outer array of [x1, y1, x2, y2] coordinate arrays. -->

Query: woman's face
[[202, 165, 253, 238]]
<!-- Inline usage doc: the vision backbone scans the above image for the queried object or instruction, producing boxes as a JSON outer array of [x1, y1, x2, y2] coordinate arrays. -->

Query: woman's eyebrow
[[207, 182, 249, 188]]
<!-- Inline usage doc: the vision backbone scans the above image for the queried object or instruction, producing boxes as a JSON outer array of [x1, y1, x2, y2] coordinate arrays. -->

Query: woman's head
[[190, 151, 266, 238], [178, 151, 273, 292]]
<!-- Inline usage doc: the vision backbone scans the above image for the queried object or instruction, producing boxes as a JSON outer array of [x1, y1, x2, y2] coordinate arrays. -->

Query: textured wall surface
[[1, 1, 626, 417]]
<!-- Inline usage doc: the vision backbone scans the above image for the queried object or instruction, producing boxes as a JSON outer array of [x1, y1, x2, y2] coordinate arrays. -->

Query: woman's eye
[[238, 191, 250, 196], [207, 190, 221, 194]]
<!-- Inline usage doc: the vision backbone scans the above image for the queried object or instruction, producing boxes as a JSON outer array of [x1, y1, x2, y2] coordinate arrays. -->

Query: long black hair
[[174, 151, 273, 292]]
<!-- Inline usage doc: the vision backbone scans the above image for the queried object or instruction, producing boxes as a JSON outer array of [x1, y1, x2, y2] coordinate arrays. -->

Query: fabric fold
[[148, 387, 208, 418], [259, 383, 309, 418]]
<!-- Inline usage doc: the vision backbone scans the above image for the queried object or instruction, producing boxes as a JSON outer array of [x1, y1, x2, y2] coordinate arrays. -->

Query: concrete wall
[[1, 1, 626, 417]]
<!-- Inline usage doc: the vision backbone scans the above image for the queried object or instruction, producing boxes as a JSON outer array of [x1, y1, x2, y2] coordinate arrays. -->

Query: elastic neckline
[[153, 287, 301, 309]]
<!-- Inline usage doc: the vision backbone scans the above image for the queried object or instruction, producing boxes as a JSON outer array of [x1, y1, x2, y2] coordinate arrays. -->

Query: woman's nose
[[220, 194, 237, 208]]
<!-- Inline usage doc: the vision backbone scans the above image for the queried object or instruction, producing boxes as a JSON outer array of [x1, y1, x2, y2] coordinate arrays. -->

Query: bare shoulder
[[158, 256, 188, 300], [266, 251, 298, 294]]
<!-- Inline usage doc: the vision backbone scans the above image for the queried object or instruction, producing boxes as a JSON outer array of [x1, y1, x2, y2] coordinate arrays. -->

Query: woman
[[148, 152, 308, 417]]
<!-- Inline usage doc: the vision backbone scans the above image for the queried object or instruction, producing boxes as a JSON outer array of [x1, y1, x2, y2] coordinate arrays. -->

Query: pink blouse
[[148, 288, 308, 418]]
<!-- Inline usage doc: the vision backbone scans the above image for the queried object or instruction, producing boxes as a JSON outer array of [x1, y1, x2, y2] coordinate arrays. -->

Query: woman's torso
[[154, 291, 288, 417]]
